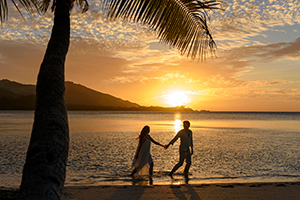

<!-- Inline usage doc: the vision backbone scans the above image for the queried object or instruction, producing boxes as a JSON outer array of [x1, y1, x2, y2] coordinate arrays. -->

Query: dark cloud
[[214, 37, 300, 75], [259, 37, 300, 60], [221, 38, 300, 61]]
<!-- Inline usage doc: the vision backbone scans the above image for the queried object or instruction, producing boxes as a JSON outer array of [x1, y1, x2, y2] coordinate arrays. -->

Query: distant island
[[0, 79, 199, 112]]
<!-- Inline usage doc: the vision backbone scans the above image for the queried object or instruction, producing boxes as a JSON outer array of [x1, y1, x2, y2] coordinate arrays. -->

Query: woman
[[130, 125, 165, 176]]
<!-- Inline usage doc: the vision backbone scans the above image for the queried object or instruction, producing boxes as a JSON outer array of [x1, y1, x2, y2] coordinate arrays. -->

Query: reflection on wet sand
[[132, 176, 153, 186]]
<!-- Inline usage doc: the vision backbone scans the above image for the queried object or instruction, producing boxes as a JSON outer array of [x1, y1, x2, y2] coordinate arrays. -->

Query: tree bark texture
[[18, 0, 71, 199]]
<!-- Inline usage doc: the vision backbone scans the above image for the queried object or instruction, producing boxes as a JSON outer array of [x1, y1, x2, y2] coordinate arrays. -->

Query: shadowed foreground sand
[[1, 182, 299, 200], [62, 182, 300, 200]]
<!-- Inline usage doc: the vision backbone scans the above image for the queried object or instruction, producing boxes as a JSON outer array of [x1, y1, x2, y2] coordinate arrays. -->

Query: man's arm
[[165, 131, 180, 149]]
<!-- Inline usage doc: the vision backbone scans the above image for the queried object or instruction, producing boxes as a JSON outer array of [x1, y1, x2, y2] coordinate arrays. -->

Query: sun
[[166, 91, 190, 107]]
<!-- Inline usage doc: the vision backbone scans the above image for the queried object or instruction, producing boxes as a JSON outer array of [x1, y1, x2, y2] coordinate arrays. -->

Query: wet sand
[[1, 182, 299, 200], [62, 182, 300, 200]]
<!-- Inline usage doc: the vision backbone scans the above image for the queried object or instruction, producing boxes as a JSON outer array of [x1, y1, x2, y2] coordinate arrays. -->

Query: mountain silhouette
[[0, 79, 139, 110], [0, 79, 196, 111]]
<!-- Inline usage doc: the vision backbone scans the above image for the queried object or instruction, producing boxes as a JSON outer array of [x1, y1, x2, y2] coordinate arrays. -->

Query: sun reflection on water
[[174, 120, 182, 133], [173, 113, 182, 133]]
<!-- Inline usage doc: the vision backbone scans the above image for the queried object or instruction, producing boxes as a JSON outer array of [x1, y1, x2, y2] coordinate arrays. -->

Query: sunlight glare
[[166, 91, 189, 107]]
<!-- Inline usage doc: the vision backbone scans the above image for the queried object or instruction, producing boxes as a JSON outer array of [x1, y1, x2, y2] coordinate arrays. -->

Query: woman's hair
[[138, 125, 150, 142]]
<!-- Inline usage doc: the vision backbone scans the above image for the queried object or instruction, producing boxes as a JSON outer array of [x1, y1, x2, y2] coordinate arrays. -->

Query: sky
[[0, 0, 300, 111]]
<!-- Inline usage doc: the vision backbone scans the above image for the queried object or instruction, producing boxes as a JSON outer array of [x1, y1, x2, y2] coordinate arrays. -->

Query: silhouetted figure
[[131, 126, 164, 176], [165, 121, 193, 176]]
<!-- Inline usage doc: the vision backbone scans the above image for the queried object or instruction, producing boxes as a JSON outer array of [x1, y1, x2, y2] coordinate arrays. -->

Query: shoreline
[[1, 181, 300, 200]]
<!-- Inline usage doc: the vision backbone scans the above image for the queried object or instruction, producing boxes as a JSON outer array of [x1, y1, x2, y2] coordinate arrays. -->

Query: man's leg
[[130, 168, 137, 176], [149, 162, 154, 176], [169, 151, 186, 176], [184, 150, 191, 174]]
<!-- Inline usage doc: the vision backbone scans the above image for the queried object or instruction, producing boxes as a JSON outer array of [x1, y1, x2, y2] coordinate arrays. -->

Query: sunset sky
[[0, 0, 299, 111]]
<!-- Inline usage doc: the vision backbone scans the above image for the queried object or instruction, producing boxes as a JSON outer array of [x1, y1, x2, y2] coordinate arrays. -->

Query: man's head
[[183, 121, 190, 129]]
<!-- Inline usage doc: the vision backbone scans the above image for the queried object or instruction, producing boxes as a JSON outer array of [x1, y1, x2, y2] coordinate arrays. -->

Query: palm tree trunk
[[18, 0, 71, 199]]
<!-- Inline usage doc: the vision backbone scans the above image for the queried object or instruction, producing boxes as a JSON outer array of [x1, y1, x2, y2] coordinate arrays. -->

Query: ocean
[[1, 111, 300, 187]]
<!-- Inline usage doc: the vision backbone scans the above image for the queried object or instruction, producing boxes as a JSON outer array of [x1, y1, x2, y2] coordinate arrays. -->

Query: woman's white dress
[[132, 136, 153, 175]]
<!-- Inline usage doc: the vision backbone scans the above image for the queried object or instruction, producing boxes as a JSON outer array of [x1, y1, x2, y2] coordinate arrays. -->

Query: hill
[[64, 81, 140, 109], [0, 79, 139, 110], [0, 79, 195, 111]]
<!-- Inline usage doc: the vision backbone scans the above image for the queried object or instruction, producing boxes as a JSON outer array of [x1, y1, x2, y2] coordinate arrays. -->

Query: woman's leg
[[149, 162, 154, 176]]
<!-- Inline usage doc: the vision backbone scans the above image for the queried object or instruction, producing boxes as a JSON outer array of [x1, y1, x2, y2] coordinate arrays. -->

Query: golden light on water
[[174, 119, 182, 133], [173, 113, 182, 133]]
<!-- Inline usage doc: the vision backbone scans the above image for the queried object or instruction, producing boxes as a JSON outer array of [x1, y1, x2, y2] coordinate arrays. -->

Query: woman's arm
[[149, 135, 164, 147]]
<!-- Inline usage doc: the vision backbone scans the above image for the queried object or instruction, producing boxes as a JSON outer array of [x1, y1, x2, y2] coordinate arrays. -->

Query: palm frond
[[40, 0, 89, 13], [105, 0, 222, 60], [0, 0, 8, 22], [0, 0, 41, 23], [39, 0, 50, 12]]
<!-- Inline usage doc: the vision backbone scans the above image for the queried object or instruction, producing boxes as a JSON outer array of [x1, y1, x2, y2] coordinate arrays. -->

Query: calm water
[[1, 111, 300, 187]]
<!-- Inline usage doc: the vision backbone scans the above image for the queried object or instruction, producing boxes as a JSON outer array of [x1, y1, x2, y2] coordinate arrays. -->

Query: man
[[165, 120, 193, 176]]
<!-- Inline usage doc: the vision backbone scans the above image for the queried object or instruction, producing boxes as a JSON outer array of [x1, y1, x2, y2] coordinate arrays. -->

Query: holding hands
[[163, 144, 170, 150]]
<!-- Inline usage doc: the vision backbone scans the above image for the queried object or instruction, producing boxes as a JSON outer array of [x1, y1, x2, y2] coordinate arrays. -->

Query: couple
[[130, 121, 193, 177]]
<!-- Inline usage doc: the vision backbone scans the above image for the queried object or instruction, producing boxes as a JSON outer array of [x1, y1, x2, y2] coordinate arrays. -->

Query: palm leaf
[[0, 0, 41, 23], [0, 0, 89, 22], [0, 0, 8, 22], [40, 0, 89, 13], [105, 0, 222, 60]]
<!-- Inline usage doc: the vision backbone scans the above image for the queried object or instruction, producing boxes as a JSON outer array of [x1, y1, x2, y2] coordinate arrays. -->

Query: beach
[[62, 182, 300, 200], [1, 111, 300, 199], [1, 182, 300, 200]]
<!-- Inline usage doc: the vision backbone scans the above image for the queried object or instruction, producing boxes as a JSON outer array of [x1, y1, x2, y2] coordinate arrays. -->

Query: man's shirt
[[170, 129, 193, 151]]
